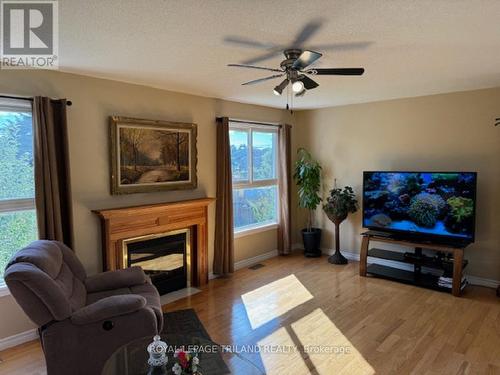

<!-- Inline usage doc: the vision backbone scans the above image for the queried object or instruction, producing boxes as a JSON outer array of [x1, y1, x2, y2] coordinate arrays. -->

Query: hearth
[[123, 229, 190, 295]]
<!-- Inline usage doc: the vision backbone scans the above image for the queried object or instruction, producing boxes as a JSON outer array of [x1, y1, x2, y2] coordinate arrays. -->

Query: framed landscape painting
[[110, 116, 197, 194]]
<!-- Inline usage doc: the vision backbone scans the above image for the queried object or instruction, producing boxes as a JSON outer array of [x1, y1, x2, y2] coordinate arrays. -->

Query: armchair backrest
[[4, 240, 87, 326]]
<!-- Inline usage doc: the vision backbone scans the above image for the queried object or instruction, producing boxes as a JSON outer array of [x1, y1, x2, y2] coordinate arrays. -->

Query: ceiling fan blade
[[228, 64, 283, 73], [241, 50, 284, 65], [308, 41, 373, 52], [292, 19, 324, 47], [292, 50, 323, 70], [307, 68, 365, 75], [224, 36, 276, 50], [298, 75, 319, 90], [241, 74, 284, 86]]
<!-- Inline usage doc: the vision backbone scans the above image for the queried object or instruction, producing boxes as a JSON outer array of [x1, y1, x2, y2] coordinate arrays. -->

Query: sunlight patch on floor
[[257, 326, 311, 375], [291, 308, 375, 375], [242, 274, 313, 330]]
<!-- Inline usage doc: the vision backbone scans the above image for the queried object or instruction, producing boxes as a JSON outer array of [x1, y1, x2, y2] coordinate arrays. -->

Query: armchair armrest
[[71, 295, 147, 325], [85, 266, 147, 292]]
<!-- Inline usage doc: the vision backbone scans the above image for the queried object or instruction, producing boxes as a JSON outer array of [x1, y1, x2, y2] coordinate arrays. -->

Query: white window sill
[[234, 223, 279, 239], [0, 283, 10, 298]]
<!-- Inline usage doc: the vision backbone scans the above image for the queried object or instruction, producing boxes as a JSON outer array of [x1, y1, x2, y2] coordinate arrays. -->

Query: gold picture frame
[[110, 116, 197, 194]]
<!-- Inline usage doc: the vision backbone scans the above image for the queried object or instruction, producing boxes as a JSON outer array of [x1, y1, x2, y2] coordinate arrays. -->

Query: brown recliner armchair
[[4, 240, 163, 375]]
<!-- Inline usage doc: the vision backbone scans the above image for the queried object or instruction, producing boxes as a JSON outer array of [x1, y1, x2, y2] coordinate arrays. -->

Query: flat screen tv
[[363, 172, 477, 244]]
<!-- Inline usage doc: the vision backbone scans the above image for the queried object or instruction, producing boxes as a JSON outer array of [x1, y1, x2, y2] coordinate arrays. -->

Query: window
[[0, 99, 37, 283], [229, 121, 279, 233]]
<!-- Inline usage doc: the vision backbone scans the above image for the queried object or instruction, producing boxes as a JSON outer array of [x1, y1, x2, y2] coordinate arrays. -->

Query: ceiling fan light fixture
[[273, 79, 289, 96], [292, 80, 304, 93]]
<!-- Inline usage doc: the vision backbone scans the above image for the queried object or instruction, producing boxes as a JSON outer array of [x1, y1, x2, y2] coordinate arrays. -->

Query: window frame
[[0, 99, 36, 293], [229, 121, 280, 235]]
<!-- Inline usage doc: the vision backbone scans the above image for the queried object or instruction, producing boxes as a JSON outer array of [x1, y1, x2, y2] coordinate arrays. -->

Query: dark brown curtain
[[214, 117, 234, 275], [278, 124, 292, 255], [33, 97, 74, 247]]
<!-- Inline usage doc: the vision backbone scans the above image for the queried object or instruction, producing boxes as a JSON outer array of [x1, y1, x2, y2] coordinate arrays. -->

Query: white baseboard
[[294, 243, 499, 289], [466, 275, 499, 289], [209, 249, 279, 280], [234, 249, 279, 270], [0, 328, 38, 352]]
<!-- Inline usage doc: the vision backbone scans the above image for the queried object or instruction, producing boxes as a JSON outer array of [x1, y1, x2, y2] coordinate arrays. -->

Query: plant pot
[[301, 228, 322, 257]]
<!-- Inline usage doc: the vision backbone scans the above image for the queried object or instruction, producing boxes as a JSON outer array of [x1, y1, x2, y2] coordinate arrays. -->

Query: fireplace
[[93, 198, 214, 288], [123, 229, 190, 295]]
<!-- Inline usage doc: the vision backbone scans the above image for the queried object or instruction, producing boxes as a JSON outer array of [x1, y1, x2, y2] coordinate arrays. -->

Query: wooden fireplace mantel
[[93, 198, 215, 287]]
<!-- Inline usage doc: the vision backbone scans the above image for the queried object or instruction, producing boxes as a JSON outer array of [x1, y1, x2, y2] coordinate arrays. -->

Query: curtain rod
[[0, 94, 72, 106], [217, 117, 281, 128]]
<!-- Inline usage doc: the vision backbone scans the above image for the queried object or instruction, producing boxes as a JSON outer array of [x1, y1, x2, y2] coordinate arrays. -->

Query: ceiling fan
[[228, 49, 364, 97], [226, 19, 368, 98]]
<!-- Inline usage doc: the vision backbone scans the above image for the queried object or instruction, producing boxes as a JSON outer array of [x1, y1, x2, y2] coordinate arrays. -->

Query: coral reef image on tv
[[363, 172, 476, 241]]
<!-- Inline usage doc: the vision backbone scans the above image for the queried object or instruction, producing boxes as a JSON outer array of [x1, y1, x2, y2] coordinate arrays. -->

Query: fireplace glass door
[[124, 230, 189, 295]]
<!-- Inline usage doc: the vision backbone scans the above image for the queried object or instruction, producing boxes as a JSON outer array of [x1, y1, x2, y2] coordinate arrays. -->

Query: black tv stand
[[359, 232, 469, 296]]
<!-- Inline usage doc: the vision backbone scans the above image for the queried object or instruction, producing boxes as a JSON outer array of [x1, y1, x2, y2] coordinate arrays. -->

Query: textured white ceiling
[[58, 0, 500, 109]]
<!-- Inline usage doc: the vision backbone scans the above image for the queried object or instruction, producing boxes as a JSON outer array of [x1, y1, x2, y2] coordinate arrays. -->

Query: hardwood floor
[[1, 252, 499, 375]]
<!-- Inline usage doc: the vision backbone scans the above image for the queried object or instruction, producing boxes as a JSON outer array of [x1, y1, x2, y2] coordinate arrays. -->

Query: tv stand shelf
[[366, 264, 452, 293], [360, 232, 469, 296], [367, 248, 468, 270]]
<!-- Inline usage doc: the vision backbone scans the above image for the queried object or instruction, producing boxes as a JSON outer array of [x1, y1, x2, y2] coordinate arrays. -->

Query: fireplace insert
[[124, 230, 190, 295]]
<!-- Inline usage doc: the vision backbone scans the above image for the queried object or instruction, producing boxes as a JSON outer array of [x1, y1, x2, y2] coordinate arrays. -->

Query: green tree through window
[[229, 123, 278, 231], [0, 106, 38, 281]]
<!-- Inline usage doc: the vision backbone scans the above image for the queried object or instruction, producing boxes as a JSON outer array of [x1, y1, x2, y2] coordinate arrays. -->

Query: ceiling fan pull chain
[[285, 84, 290, 111]]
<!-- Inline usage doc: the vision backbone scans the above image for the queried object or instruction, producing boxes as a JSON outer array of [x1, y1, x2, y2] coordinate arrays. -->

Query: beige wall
[[0, 70, 498, 341], [293, 87, 500, 282], [0, 70, 291, 339], [234, 230, 278, 263]]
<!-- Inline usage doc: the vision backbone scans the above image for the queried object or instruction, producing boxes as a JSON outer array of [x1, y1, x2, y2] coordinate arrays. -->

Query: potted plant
[[323, 183, 358, 264], [294, 148, 322, 257]]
